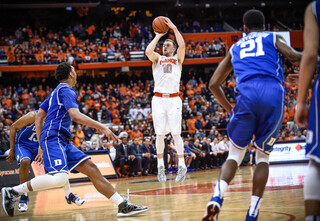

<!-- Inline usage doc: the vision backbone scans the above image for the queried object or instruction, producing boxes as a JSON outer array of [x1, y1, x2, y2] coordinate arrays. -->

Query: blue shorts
[[40, 135, 90, 174], [306, 76, 320, 164], [15, 144, 38, 167], [227, 77, 285, 154]]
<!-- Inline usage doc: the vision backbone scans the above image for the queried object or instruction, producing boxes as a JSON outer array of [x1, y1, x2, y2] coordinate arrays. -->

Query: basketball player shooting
[[145, 17, 187, 182]]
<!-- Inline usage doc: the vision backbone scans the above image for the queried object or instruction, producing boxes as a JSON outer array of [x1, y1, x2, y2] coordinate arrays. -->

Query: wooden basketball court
[[0, 163, 306, 220]]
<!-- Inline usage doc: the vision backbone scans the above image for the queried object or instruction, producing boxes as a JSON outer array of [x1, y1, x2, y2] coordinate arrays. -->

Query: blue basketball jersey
[[16, 110, 38, 149], [40, 83, 78, 139], [230, 31, 283, 85]]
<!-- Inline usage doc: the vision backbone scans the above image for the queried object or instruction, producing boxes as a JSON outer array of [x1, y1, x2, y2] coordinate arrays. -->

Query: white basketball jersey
[[153, 55, 181, 93]]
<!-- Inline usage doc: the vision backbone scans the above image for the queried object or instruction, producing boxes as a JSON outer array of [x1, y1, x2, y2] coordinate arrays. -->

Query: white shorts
[[152, 96, 182, 135]]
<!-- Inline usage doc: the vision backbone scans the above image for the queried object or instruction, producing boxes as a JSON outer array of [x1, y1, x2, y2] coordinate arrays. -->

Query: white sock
[[213, 180, 228, 199], [248, 195, 262, 217], [157, 158, 164, 168], [178, 157, 186, 168], [63, 181, 72, 197], [110, 192, 123, 206], [13, 183, 29, 195], [306, 216, 320, 221]]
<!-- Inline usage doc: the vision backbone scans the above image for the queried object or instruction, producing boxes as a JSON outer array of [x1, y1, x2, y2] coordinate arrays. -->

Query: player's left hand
[[294, 103, 309, 128], [35, 147, 44, 165], [6, 150, 15, 163], [163, 17, 176, 30]]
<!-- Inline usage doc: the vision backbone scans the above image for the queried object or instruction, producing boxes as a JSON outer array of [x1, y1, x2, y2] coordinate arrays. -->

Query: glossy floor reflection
[[0, 163, 307, 221]]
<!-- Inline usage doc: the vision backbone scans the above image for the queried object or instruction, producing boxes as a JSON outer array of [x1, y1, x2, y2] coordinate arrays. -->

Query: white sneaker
[[175, 166, 187, 182], [18, 194, 29, 212], [157, 166, 167, 182], [66, 193, 85, 206], [18, 203, 28, 212]]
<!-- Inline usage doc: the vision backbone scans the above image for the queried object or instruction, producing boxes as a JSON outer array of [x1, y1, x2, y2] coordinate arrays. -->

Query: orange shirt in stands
[[130, 130, 143, 140], [21, 93, 30, 105], [85, 99, 94, 108]]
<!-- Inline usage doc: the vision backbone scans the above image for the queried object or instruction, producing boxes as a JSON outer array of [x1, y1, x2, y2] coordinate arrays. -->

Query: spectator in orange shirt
[[74, 125, 85, 148], [187, 115, 197, 137], [36, 85, 46, 101], [85, 96, 94, 108], [283, 111, 290, 124], [21, 89, 30, 105], [112, 114, 121, 126], [93, 99, 101, 112], [130, 125, 143, 140]]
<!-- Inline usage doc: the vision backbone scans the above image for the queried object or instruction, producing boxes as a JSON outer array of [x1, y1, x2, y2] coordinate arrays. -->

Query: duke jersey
[[16, 110, 38, 149], [305, 0, 320, 164], [40, 83, 78, 140], [153, 54, 181, 93], [230, 31, 283, 85]]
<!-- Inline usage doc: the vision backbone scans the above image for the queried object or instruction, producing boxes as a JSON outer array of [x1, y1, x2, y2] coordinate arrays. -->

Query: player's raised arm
[[7, 111, 36, 163], [164, 18, 185, 64], [208, 52, 233, 114], [145, 32, 165, 63], [276, 35, 302, 64]]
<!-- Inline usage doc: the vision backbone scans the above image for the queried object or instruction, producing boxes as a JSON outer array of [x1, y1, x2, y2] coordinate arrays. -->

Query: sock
[[178, 157, 186, 168], [248, 195, 262, 217], [13, 183, 29, 195], [63, 181, 72, 198], [157, 158, 164, 168], [213, 180, 228, 199], [306, 216, 320, 221], [110, 192, 124, 206]]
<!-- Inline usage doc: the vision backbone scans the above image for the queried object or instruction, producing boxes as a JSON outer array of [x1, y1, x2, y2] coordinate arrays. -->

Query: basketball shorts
[[40, 135, 90, 174], [152, 96, 182, 135], [306, 76, 320, 164], [15, 144, 39, 167], [227, 76, 285, 154]]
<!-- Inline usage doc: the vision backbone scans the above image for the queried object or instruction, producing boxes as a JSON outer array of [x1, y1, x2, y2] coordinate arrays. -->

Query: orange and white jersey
[[153, 55, 181, 93]]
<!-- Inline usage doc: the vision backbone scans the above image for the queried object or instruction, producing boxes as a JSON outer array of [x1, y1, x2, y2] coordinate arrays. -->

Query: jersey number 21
[[240, 36, 265, 59]]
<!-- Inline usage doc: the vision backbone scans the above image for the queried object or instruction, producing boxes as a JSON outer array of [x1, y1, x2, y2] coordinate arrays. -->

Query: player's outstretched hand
[[35, 147, 44, 165], [154, 32, 167, 37], [294, 103, 309, 128], [101, 127, 119, 144], [163, 17, 176, 30], [6, 150, 15, 163]]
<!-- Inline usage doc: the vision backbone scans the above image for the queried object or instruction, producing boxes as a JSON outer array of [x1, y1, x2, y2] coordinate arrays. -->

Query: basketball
[[152, 16, 169, 33]]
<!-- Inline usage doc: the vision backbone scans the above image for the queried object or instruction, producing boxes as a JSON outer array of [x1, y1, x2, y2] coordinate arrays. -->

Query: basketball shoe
[[245, 208, 259, 221], [175, 166, 187, 182], [202, 196, 224, 221], [157, 166, 166, 182], [1, 187, 20, 217], [117, 199, 148, 217], [18, 194, 29, 212], [66, 193, 85, 206]]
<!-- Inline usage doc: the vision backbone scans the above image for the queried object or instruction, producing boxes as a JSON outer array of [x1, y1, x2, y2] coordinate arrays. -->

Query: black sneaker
[[1, 187, 19, 217], [117, 199, 148, 217]]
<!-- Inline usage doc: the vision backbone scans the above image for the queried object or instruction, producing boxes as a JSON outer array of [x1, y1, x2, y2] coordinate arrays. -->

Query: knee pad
[[227, 144, 247, 166], [31, 172, 69, 192], [255, 150, 269, 165], [304, 160, 320, 201]]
